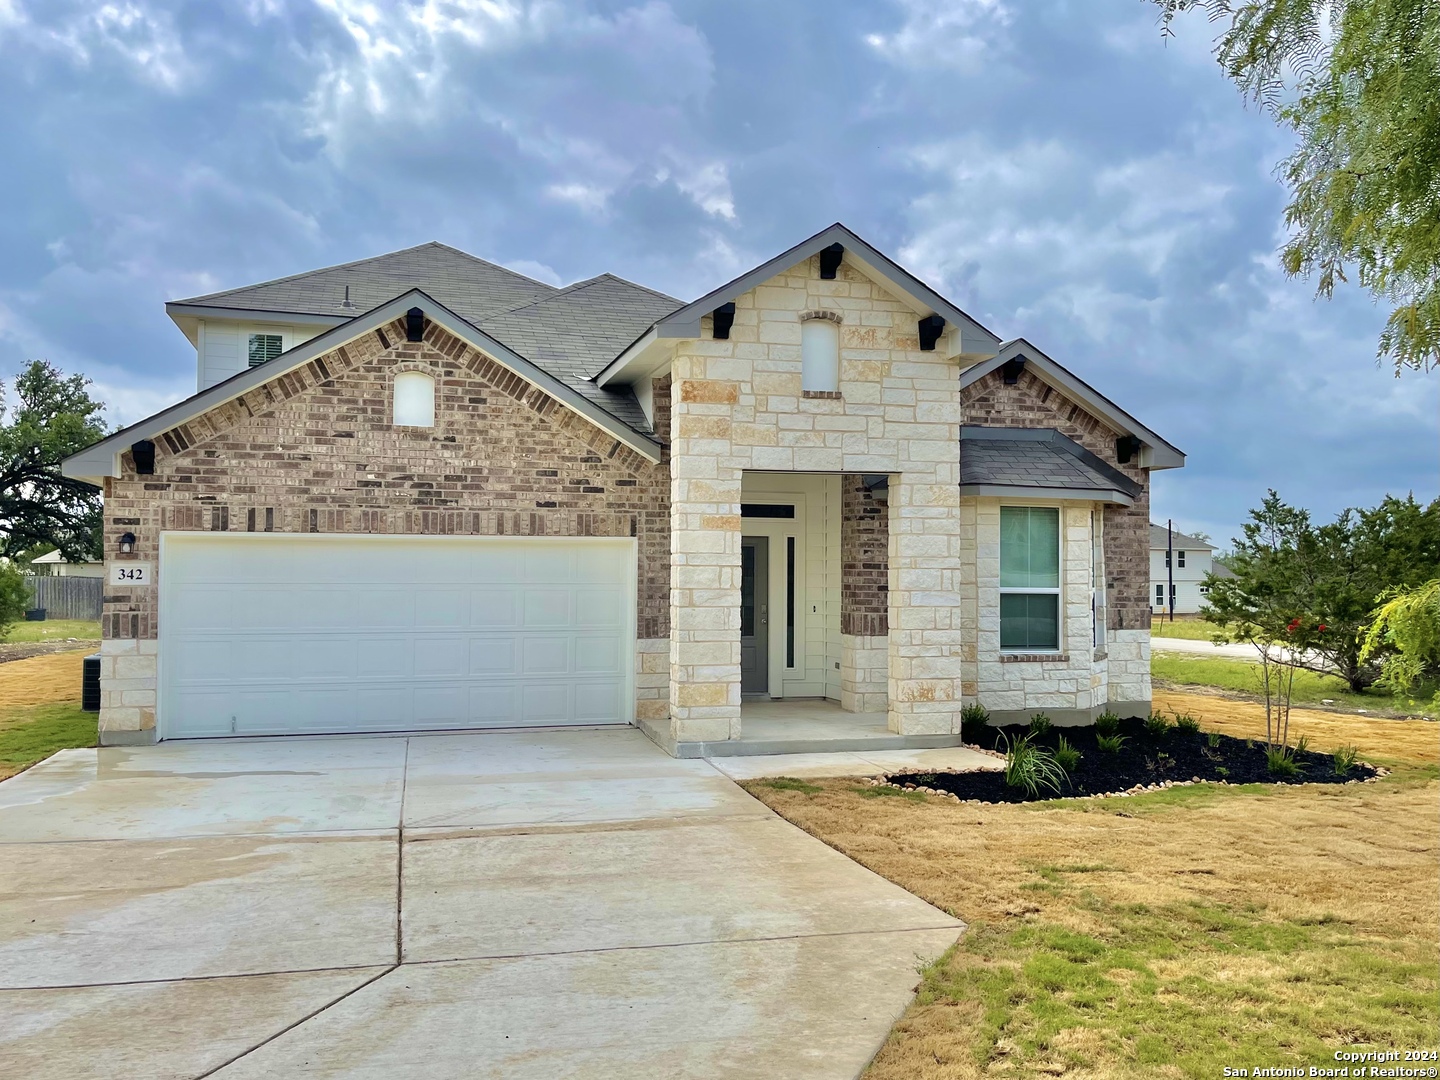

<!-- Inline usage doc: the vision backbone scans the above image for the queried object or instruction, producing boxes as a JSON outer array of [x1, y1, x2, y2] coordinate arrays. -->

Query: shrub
[[1266, 744, 1304, 778], [1332, 744, 1359, 775], [1054, 735, 1082, 773], [1207, 731, 1222, 748], [1295, 734, 1311, 755], [1216, 766, 1230, 778], [1029, 713, 1053, 736], [1174, 712, 1201, 734], [1095, 711, 1121, 737], [960, 702, 990, 743], [999, 731, 1067, 798], [1096, 733, 1128, 754], [1143, 711, 1172, 738], [0, 562, 31, 641]]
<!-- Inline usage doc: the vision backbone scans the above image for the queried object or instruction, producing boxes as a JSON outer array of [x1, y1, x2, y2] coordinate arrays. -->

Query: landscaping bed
[[885, 714, 1378, 803]]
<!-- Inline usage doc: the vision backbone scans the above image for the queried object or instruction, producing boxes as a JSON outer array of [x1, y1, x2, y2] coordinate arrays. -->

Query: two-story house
[[1149, 524, 1225, 615], [64, 224, 1184, 754]]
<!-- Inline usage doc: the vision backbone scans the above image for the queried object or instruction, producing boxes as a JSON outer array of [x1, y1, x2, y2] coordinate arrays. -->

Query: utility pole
[[1167, 518, 1175, 622]]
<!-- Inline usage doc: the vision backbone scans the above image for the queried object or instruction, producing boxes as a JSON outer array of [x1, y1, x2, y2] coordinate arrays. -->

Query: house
[[1149, 524, 1224, 615], [62, 223, 1184, 752], [29, 550, 105, 578]]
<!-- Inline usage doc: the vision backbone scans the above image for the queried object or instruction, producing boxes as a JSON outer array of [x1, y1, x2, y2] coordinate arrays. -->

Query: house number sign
[[109, 562, 152, 586]]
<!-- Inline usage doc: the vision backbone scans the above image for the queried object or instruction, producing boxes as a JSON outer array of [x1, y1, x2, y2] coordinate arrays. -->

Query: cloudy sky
[[0, 0, 1433, 545]]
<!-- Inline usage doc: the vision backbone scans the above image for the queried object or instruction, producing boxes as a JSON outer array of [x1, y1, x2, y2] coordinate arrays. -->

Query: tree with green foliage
[[1202, 491, 1440, 691], [0, 361, 108, 562], [1361, 579, 1440, 701], [1155, 0, 1440, 373], [0, 560, 32, 639]]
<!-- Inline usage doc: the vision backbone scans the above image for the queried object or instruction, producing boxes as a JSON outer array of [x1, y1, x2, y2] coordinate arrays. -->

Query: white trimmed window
[[248, 333, 283, 367], [1177, 550, 1186, 568], [393, 371, 435, 427], [800, 315, 840, 392], [1000, 506, 1060, 650]]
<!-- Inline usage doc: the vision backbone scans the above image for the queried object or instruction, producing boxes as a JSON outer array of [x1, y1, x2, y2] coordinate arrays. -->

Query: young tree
[[1361, 579, 1440, 701], [0, 561, 32, 639], [1154, 0, 1440, 373], [0, 361, 108, 562], [1202, 491, 1440, 692]]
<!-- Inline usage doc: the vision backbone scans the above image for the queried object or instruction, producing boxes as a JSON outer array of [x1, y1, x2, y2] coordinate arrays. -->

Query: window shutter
[[248, 333, 284, 367]]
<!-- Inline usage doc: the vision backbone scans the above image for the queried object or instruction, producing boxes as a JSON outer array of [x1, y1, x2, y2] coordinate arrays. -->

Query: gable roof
[[63, 289, 664, 485], [1149, 524, 1215, 550], [960, 426, 1143, 506], [652, 222, 1002, 358], [167, 242, 559, 324], [476, 274, 682, 428], [961, 338, 1185, 470]]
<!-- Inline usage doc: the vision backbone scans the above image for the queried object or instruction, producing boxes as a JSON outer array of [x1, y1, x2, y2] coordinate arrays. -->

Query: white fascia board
[[961, 340, 1186, 470], [165, 305, 350, 350], [652, 223, 1002, 357], [66, 289, 662, 485], [960, 483, 1135, 507], [594, 327, 673, 387]]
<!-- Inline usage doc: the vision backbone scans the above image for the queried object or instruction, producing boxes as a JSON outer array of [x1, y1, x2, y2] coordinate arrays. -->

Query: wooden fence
[[24, 575, 103, 621]]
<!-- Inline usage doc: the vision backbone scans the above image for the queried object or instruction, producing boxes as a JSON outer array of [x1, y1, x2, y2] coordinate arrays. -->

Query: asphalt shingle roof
[[960, 426, 1143, 498], [173, 245, 683, 434], [1149, 524, 1215, 550], [174, 242, 561, 322]]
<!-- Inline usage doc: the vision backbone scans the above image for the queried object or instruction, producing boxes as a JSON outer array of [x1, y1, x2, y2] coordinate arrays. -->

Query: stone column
[[886, 468, 965, 735], [667, 363, 743, 744]]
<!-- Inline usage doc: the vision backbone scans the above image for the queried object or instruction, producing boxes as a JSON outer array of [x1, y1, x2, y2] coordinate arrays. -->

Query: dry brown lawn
[[0, 650, 87, 708], [748, 707, 1440, 1078]]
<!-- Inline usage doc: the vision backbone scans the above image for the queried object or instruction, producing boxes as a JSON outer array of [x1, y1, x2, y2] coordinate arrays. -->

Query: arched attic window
[[800, 310, 841, 393], [393, 371, 435, 427]]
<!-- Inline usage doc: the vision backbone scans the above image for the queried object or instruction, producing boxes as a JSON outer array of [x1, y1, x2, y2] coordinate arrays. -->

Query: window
[[393, 371, 435, 427], [248, 333, 283, 367], [1000, 506, 1060, 650], [1091, 510, 1106, 648], [800, 315, 840, 392], [1156, 584, 1165, 606], [1177, 550, 1186, 568], [1199, 584, 1210, 595]]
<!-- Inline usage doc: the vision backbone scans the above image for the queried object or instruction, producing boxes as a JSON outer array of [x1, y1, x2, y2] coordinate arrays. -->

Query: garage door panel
[[470, 590, 520, 629], [161, 537, 634, 738]]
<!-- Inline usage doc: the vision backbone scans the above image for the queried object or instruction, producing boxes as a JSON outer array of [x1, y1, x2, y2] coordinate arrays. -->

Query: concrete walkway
[[0, 729, 962, 1079]]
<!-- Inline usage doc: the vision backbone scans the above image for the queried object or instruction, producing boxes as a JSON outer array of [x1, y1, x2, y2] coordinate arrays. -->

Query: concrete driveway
[[0, 728, 962, 1079]]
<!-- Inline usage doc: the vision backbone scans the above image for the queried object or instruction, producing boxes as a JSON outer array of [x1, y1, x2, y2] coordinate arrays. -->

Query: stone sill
[[1000, 652, 1070, 663], [801, 389, 842, 399]]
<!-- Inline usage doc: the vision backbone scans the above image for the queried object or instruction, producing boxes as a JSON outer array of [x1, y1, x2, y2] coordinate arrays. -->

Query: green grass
[[1, 619, 101, 644], [753, 776, 823, 795], [909, 874, 1438, 1079], [0, 702, 97, 777], [1152, 653, 1434, 715], [1150, 618, 1233, 641]]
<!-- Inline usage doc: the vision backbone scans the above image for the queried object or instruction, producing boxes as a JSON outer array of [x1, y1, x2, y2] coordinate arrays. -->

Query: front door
[[740, 536, 769, 695]]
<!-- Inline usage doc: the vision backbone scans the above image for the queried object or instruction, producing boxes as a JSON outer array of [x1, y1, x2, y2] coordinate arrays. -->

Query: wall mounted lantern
[[118, 532, 136, 554]]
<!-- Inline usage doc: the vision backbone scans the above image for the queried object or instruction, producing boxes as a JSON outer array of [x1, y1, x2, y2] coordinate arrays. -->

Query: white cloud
[[866, 0, 1011, 71]]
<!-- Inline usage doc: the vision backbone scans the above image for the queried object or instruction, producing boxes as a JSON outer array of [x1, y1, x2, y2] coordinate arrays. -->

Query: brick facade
[[839, 474, 888, 637], [961, 365, 1151, 633], [98, 316, 671, 737]]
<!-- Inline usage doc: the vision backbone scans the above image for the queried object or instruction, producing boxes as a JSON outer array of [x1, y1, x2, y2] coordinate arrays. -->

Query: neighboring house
[[63, 223, 1184, 751], [1148, 524, 1222, 615], [29, 550, 105, 578]]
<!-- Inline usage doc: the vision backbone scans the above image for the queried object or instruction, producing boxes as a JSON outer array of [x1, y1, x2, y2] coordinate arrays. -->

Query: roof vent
[[406, 307, 425, 342], [712, 302, 736, 340], [1116, 435, 1143, 464], [341, 284, 355, 310], [818, 243, 844, 280], [1001, 357, 1026, 384], [918, 314, 946, 351]]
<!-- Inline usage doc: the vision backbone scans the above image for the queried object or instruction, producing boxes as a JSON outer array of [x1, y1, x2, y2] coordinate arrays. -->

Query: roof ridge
[[172, 241, 560, 306], [588, 272, 684, 306]]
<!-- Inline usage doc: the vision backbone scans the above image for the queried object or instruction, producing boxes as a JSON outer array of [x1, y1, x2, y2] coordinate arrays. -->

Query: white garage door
[[159, 534, 636, 739]]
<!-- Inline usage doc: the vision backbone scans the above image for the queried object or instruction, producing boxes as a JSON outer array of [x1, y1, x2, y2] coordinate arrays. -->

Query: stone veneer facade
[[97, 315, 672, 741], [663, 253, 968, 745]]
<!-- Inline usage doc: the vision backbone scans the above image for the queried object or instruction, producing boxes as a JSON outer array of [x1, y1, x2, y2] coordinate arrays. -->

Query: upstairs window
[[248, 333, 283, 367], [1177, 550, 1186, 568], [1000, 506, 1060, 650], [800, 313, 840, 393], [393, 371, 435, 427]]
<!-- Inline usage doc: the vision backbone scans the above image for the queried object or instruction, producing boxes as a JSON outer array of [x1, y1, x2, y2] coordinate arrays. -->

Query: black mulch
[[885, 716, 1378, 804]]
